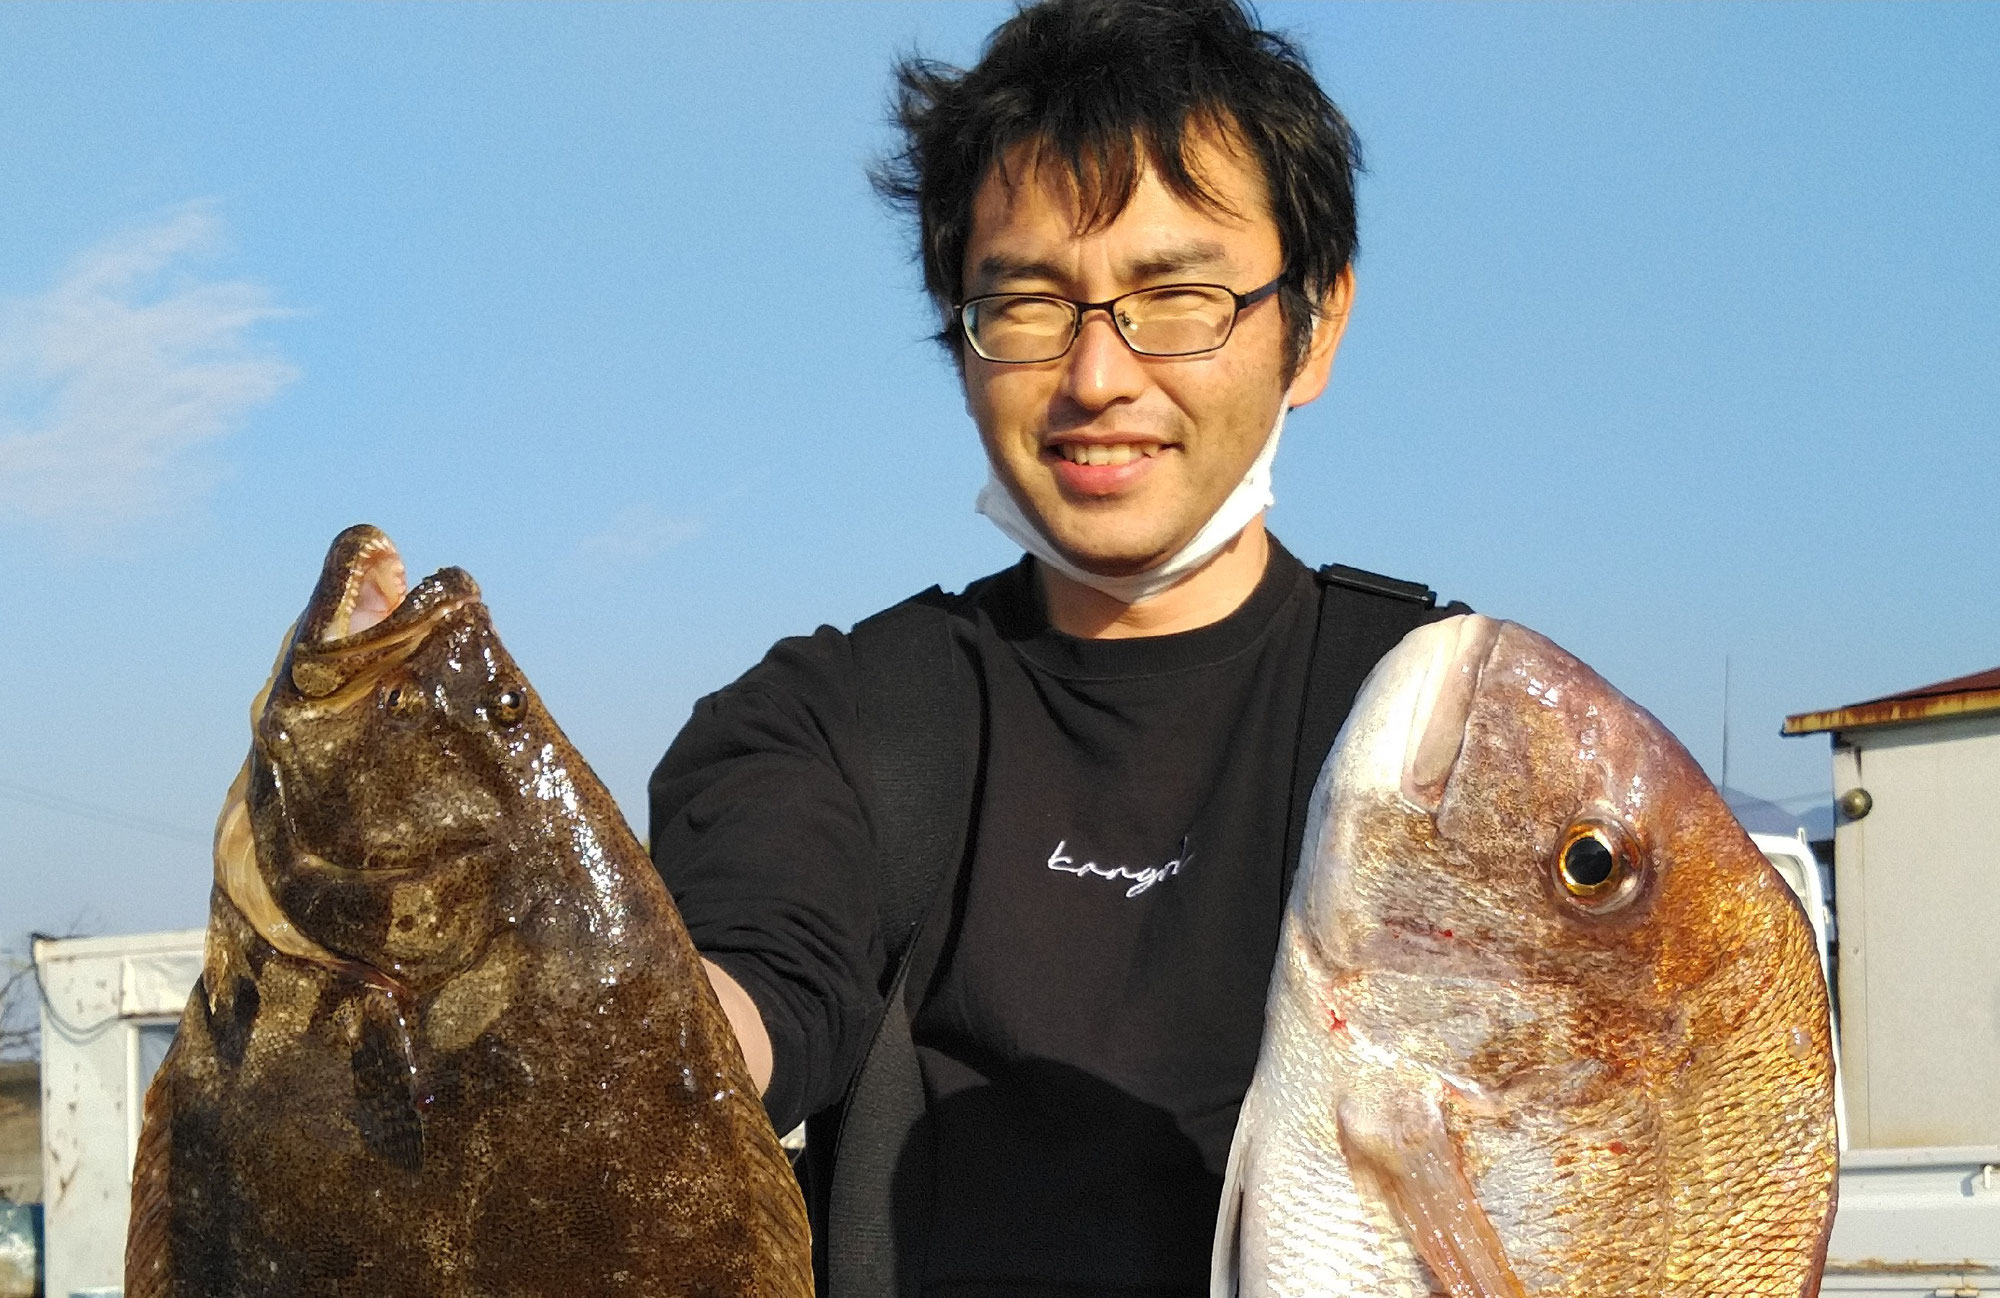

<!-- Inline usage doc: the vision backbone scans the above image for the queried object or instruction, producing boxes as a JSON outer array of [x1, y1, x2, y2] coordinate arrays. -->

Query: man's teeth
[[1056, 443, 1160, 466]]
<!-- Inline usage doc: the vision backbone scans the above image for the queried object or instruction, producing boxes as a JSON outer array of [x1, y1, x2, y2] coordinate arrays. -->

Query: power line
[[26, 934, 122, 1044], [1720, 654, 1731, 795], [0, 779, 208, 846]]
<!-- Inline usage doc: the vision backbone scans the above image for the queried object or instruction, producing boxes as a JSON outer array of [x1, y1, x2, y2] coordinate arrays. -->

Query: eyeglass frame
[[955, 274, 1286, 364]]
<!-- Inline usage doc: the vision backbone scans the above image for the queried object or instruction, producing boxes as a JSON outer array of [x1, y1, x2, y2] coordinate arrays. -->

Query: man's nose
[[1060, 309, 1149, 410]]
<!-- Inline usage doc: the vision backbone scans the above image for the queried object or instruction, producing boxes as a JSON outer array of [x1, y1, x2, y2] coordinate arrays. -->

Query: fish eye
[[491, 688, 526, 726], [1564, 835, 1615, 889], [381, 681, 424, 716], [1555, 820, 1640, 911]]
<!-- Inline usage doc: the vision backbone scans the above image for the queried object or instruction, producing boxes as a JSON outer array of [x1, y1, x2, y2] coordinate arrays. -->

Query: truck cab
[[1748, 831, 1847, 1153]]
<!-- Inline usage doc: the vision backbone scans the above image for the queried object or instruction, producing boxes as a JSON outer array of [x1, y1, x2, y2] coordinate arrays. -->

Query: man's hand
[[702, 958, 774, 1095]]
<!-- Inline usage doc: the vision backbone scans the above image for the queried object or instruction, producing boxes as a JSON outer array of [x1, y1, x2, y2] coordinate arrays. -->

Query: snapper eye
[[491, 688, 526, 726], [1563, 835, 1615, 889], [1555, 820, 1640, 912]]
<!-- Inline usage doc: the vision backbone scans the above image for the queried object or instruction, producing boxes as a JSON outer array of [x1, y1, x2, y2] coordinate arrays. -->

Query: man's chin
[[1040, 511, 1266, 582], [1044, 535, 1182, 580]]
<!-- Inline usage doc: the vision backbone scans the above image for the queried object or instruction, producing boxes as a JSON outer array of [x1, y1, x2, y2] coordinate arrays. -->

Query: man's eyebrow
[[1123, 240, 1232, 280], [969, 253, 1068, 294], [969, 240, 1238, 297]]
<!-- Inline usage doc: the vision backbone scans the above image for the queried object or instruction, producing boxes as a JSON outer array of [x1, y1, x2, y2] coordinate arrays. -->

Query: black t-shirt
[[649, 540, 1330, 1297], [911, 547, 1320, 1296]]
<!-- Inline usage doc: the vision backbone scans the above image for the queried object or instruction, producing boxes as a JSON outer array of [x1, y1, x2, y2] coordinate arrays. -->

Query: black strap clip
[[1316, 562, 1437, 607]]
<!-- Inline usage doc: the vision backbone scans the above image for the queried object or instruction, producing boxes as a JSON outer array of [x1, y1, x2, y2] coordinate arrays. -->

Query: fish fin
[[126, 1037, 177, 1298], [1336, 1087, 1527, 1298], [350, 993, 424, 1174], [1210, 1100, 1254, 1298]]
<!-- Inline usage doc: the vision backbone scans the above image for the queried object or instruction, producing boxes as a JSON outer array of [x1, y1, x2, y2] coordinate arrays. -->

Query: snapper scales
[[1215, 615, 1837, 1298], [128, 525, 811, 1298]]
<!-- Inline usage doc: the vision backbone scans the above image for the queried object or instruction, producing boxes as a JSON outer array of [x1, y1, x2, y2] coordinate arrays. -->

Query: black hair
[[872, 0, 1362, 374]]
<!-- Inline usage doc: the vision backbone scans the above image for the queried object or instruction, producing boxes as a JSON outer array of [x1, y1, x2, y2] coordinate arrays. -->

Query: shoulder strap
[[1284, 564, 1465, 899], [850, 588, 980, 971], [817, 587, 981, 1298]]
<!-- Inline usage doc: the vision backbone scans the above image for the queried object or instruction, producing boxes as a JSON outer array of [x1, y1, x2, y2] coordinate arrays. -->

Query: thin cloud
[[576, 504, 705, 561], [0, 203, 298, 537]]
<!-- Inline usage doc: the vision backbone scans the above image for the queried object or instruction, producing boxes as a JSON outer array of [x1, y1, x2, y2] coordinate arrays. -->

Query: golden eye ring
[[1555, 820, 1640, 911]]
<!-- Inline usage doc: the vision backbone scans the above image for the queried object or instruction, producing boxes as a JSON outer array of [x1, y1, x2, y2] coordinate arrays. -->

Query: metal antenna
[[1721, 654, 1731, 793]]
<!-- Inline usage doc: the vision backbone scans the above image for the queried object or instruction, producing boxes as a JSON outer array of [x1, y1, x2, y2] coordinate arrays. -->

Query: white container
[[34, 930, 202, 1298], [1826, 712, 2000, 1151]]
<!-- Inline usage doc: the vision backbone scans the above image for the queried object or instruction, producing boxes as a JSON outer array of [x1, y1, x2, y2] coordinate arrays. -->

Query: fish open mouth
[[284, 525, 483, 703], [327, 531, 409, 643], [296, 525, 481, 654]]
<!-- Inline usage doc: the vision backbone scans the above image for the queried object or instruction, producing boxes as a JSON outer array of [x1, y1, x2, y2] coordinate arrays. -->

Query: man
[[649, 2, 1459, 1294]]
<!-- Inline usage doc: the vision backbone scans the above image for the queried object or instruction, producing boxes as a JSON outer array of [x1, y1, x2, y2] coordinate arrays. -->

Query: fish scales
[[1216, 615, 1836, 1298], [127, 525, 811, 1298]]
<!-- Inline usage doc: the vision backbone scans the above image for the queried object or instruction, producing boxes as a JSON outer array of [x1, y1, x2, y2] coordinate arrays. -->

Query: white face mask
[[974, 402, 1287, 606]]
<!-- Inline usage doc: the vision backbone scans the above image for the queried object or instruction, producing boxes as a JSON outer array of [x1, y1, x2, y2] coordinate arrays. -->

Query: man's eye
[[1134, 288, 1220, 316], [991, 297, 1066, 325]]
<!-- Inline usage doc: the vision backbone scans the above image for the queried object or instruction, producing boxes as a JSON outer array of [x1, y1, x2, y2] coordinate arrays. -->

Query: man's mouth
[[1050, 442, 1164, 466]]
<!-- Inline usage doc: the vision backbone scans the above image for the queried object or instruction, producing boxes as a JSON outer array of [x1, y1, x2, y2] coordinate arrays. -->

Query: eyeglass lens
[[964, 284, 1241, 363]]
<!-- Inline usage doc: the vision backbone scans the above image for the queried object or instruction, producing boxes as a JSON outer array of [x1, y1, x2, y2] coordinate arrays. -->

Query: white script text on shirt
[[1044, 838, 1191, 899]]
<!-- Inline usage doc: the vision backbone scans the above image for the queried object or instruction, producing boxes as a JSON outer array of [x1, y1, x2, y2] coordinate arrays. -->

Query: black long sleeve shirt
[[651, 540, 1342, 1296]]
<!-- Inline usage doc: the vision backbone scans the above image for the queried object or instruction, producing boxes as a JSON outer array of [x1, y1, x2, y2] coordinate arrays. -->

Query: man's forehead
[[965, 131, 1275, 287], [980, 127, 1267, 227]]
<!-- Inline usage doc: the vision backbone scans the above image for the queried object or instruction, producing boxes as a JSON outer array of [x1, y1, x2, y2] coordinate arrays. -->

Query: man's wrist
[[703, 957, 774, 1095]]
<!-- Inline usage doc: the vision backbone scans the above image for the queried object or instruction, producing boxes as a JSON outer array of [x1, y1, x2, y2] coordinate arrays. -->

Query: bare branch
[[0, 954, 41, 1062]]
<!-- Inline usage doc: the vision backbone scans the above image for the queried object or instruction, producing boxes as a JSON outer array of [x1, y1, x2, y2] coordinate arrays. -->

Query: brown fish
[[1214, 615, 1837, 1298], [128, 524, 811, 1298]]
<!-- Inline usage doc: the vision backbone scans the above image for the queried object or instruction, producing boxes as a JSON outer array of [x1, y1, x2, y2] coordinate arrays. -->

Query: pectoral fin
[[351, 993, 425, 1174], [1210, 1101, 1255, 1298], [1336, 1086, 1526, 1298]]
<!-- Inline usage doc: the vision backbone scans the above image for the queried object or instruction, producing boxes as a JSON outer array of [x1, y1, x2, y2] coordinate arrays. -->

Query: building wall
[[1832, 710, 2000, 1149], [0, 1062, 37, 1204]]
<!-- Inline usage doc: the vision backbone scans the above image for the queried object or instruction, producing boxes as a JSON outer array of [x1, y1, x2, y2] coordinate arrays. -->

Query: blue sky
[[3, 3, 1995, 950]]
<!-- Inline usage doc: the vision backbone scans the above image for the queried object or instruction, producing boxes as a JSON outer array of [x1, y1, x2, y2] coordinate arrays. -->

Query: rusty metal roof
[[1783, 665, 2000, 735]]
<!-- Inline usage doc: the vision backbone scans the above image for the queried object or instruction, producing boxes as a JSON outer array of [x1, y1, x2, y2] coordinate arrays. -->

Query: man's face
[[959, 131, 1348, 578]]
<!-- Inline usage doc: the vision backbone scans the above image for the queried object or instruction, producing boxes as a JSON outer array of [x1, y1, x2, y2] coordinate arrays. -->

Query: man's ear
[[1284, 266, 1355, 409]]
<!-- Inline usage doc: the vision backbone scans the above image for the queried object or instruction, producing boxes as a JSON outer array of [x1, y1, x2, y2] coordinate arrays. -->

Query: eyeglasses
[[957, 275, 1283, 364]]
